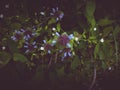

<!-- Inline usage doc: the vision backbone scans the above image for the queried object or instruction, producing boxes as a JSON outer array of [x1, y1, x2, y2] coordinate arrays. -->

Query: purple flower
[[50, 7, 64, 21], [24, 41, 37, 53], [23, 30, 37, 40], [11, 30, 23, 41], [43, 40, 46, 44], [68, 34, 74, 40], [24, 30, 32, 37], [68, 52, 72, 56], [58, 34, 70, 46], [51, 40, 57, 46], [32, 26, 37, 31], [55, 32, 60, 37], [48, 50, 51, 54], [66, 43, 72, 48], [61, 49, 72, 61]]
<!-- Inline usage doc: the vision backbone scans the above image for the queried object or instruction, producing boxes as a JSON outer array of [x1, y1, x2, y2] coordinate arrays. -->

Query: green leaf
[[78, 41, 87, 49], [91, 18, 96, 27], [0, 51, 11, 67], [85, 0, 96, 17], [98, 18, 115, 26], [15, 15, 30, 23], [86, 14, 96, 27], [113, 25, 120, 36], [10, 23, 22, 30], [48, 18, 56, 25], [103, 26, 113, 37], [103, 42, 110, 58], [71, 56, 80, 69], [85, 0, 96, 26], [7, 39, 19, 53], [102, 61, 107, 70], [57, 23, 61, 32], [99, 50, 105, 60], [89, 36, 96, 41], [94, 43, 99, 59], [13, 53, 28, 63]]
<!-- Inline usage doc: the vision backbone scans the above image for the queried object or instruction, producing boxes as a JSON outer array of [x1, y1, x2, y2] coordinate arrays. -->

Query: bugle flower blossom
[[50, 7, 64, 21], [58, 34, 70, 46], [24, 41, 37, 53], [11, 30, 23, 41]]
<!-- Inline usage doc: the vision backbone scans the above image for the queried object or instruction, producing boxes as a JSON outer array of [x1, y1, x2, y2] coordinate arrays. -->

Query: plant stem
[[89, 66, 96, 90], [114, 36, 118, 66], [89, 49, 97, 90], [54, 52, 58, 63], [48, 56, 52, 68]]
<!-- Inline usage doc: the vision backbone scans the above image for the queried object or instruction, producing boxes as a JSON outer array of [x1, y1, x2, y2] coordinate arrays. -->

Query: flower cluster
[[11, 29, 23, 41], [58, 34, 70, 46], [11, 28, 38, 53], [11, 28, 37, 41], [10, 7, 79, 61], [41, 32, 76, 61], [50, 7, 64, 21], [24, 41, 37, 53]]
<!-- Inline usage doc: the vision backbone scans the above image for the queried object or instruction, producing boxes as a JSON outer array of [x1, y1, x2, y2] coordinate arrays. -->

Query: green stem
[[114, 35, 118, 66]]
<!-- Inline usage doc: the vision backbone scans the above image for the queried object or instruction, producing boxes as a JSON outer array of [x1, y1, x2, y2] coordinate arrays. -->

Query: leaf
[[48, 18, 56, 25], [10, 23, 22, 30], [90, 17, 96, 27], [113, 25, 120, 36], [103, 26, 113, 37], [78, 41, 87, 49], [89, 36, 96, 40], [0, 51, 11, 67], [16, 15, 30, 23], [7, 39, 19, 53], [71, 56, 80, 69], [86, 14, 96, 27], [57, 23, 61, 32], [94, 43, 99, 59], [103, 42, 110, 58], [13, 53, 28, 63], [98, 18, 115, 26], [102, 61, 107, 70], [85, 0, 96, 17], [85, 0, 96, 26], [99, 50, 105, 60]]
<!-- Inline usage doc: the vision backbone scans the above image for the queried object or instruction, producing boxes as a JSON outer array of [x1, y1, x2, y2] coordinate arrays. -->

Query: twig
[[48, 56, 52, 68], [54, 52, 58, 63], [89, 48, 97, 90], [89, 66, 96, 90], [114, 35, 118, 66]]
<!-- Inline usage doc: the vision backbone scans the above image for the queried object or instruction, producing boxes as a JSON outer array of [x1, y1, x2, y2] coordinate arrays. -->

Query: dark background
[[0, 0, 120, 29]]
